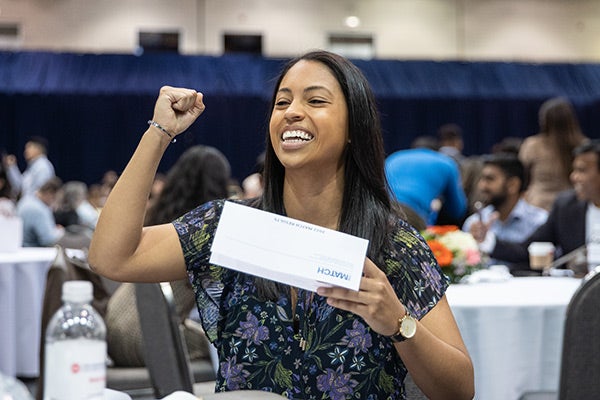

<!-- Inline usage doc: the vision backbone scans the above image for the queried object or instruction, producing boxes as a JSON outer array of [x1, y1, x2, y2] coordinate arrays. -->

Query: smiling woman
[[270, 59, 349, 177], [89, 50, 474, 399]]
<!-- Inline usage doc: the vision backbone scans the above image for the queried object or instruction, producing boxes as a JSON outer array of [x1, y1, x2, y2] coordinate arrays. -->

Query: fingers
[[153, 86, 206, 135], [469, 221, 486, 242], [318, 271, 387, 306], [3, 154, 16, 165], [317, 270, 404, 337], [169, 88, 201, 112], [487, 211, 499, 228]]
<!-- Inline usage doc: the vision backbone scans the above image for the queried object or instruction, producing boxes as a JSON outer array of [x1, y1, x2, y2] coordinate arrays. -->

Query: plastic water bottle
[[44, 280, 107, 400]]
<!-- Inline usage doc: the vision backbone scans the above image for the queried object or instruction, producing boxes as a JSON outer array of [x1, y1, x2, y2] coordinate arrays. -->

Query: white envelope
[[209, 201, 369, 292]]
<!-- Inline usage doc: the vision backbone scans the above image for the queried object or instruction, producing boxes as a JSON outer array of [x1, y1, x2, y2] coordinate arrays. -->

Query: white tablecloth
[[446, 276, 582, 400], [0, 247, 57, 378]]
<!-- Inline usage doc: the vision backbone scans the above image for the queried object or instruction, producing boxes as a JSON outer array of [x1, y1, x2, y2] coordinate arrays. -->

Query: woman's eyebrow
[[276, 86, 333, 95], [304, 85, 333, 95]]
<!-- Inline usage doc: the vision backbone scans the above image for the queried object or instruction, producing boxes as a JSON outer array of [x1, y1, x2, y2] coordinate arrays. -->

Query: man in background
[[385, 136, 467, 226], [17, 177, 64, 247], [476, 140, 600, 274], [437, 123, 465, 163], [4, 136, 55, 199], [463, 153, 548, 268]]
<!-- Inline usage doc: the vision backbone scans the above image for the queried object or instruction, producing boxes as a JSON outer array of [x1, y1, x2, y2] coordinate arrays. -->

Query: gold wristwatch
[[389, 309, 417, 343]]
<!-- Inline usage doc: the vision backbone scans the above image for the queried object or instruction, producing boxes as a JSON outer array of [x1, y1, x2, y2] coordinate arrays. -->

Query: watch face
[[400, 315, 417, 339]]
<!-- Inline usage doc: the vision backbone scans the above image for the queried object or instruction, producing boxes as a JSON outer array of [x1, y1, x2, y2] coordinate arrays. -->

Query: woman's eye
[[309, 98, 326, 104], [275, 99, 290, 107]]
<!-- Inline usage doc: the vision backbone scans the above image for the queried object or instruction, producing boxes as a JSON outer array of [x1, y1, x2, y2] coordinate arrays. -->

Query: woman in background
[[519, 97, 588, 210], [0, 164, 16, 217], [105, 145, 231, 367]]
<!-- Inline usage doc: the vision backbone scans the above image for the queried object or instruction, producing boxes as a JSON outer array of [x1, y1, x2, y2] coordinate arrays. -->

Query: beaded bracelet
[[147, 120, 176, 143]]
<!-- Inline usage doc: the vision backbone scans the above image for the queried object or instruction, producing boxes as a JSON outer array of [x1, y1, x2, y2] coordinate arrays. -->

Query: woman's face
[[269, 60, 349, 175]]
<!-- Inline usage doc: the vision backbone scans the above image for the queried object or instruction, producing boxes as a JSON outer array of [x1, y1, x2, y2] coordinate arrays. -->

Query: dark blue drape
[[1, 51, 599, 185]]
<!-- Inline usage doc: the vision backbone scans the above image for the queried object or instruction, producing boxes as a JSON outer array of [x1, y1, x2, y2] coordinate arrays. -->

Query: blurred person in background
[[437, 123, 465, 163], [105, 145, 231, 367], [146, 172, 166, 211], [242, 151, 265, 199], [17, 177, 64, 247], [519, 97, 588, 211], [87, 183, 105, 211], [492, 137, 523, 156], [386, 135, 467, 226], [54, 181, 99, 230], [52, 181, 98, 249], [476, 140, 600, 274], [3, 136, 55, 199], [0, 163, 16, 217], [463, 153, 548, 269]]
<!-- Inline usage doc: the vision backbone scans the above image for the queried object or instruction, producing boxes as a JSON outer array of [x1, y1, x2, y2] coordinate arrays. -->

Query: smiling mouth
[[282, 130, 314, 142]]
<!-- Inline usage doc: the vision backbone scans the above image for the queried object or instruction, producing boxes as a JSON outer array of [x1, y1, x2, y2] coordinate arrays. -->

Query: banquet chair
[[404, 373, 427, 399], [38, 246, 215, 399], [134, 282, 215, 399], [37, 245, 150, 400], [520, 266, 600, 400]]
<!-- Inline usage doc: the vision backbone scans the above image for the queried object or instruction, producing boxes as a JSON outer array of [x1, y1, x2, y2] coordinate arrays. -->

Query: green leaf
[[274, 361, 293, 388]]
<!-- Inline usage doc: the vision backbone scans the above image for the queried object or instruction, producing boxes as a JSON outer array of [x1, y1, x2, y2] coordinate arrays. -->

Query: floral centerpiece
[[421, 225, 485, 283]]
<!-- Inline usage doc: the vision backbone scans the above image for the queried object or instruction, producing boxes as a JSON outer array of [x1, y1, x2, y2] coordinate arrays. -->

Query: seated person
[[17, 177, 64, 247], [463, 153, 548, 268], [53, 181, 96, 249], [0, 164, 16, 217], [385, 136, 467, 225], [477, 140, 600, 275]]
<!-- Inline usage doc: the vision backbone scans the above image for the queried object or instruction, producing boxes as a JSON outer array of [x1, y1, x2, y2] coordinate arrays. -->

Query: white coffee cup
[[528, 242, 555, 270]]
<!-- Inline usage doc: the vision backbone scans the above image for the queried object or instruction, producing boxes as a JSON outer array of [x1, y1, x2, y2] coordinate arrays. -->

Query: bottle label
[[44, 338, 106, 400]]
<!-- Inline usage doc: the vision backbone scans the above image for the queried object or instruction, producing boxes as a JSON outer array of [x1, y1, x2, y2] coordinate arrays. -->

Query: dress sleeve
[[172, 199, 228, 343], [383, 219, 450, 320]]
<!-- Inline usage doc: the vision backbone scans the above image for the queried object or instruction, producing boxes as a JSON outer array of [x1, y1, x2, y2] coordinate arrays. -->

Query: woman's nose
[[284, 101, 304, 121]]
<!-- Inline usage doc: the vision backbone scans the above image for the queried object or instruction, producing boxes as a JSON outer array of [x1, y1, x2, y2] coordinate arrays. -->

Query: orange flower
[[427, 240, 454, 267], [426, 225, 459, 236]]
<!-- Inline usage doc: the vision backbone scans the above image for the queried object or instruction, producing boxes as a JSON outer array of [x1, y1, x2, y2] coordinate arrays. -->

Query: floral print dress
[[173, 199, 449, 400]]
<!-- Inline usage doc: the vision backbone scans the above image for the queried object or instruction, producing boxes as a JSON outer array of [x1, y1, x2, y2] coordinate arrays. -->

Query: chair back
[[559, 268, 600, 399], [404, 373, 427, 399], [36, 245, 121, 400], [134, 282, 195, 398]]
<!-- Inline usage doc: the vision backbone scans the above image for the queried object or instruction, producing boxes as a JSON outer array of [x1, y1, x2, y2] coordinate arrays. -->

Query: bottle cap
[[62, 280, 93, 303]]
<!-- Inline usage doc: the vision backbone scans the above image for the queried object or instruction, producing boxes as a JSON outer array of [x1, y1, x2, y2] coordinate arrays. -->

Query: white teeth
[[282, 130, 313, 141]]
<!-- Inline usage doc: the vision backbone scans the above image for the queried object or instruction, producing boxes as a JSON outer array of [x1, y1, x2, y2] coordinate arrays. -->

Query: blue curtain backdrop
[[1, 51, 599, 185]]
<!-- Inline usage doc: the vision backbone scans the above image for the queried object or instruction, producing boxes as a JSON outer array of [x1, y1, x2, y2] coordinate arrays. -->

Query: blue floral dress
[[173, 199, 449, 400]]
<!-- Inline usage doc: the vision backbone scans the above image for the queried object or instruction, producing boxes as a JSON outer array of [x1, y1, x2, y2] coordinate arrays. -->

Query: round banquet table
[[0, 247, 57, 378], [446, 276, 582, 400]]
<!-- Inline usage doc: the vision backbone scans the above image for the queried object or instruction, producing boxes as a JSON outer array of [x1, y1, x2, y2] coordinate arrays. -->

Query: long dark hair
[[538, 97, 587, 181], [0, 164, 13, 199], [257, 50, 396, 298], [147, 145, 231, 225]]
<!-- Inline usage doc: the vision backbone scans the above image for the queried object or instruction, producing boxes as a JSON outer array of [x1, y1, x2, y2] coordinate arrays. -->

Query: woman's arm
[[400, 296, 474, 399], [317, 258, 474, 400], [88, 86, 205, 283]]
